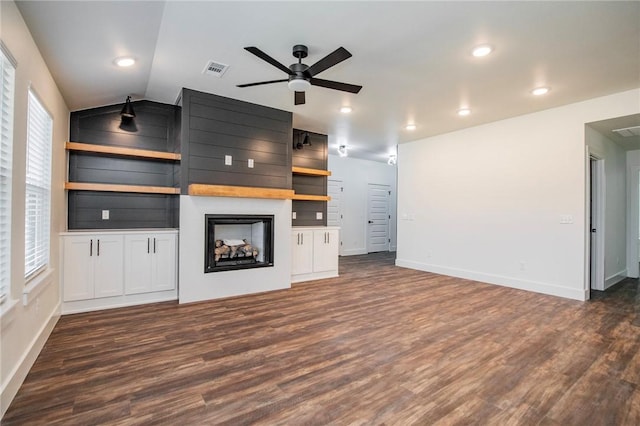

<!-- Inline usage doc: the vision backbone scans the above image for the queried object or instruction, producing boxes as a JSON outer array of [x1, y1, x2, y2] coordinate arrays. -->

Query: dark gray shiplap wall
[[180, 89, 292, 193], [68, 101, 181, 229], [292, 129, 328, 227]]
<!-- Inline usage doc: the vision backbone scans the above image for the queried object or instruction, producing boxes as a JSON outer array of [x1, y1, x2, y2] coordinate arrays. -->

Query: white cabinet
[[291, 227, 339, 283], [62, 234, 124, 301], [61, 230, 178, 314], [124, 233, 177, 294], [313, 229, 339, 273], [291, 230, 314, 275]]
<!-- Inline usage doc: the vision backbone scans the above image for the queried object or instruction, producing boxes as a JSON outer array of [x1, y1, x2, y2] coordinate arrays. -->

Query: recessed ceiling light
[[531, 86, 550, 96], [340, 106, 352, 113], [337, 145, 348, 157], [115, 57, 135, 67], [472, 44, 493, 57], [458, 108, 471, 116], [405, 124, 416, 131]]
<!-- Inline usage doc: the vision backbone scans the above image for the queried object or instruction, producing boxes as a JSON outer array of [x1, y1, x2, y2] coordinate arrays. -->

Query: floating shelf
[[291, 194, 331, 201], [188, 184, 295, 200], [65, 182, 180, 195], [291, 166, 331, 177], [66, 142, 181, 161]]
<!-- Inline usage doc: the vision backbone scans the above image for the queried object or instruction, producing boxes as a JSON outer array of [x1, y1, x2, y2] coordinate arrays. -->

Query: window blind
[[0, 44, 15, 304], [24, 90, 52, 279]]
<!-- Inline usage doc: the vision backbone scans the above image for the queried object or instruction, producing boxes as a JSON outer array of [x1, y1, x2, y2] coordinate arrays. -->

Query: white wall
[[328, 154, 397, 255], [397, 89, 640, 301], [626, 150, 640, 278], [585, 126, 627, 288], [0, 0, 68, 417]]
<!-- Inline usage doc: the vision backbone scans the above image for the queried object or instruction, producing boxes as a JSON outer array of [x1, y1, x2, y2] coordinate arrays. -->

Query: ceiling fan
[[237, 44, 362, 105]]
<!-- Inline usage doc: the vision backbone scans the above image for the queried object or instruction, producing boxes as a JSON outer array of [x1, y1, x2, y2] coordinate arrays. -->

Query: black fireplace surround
[[204, 214, 274, 273]]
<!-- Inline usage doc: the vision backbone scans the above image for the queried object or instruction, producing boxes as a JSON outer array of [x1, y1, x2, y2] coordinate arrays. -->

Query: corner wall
[[397, 89, 640, 301], [1, 0, 69, 417]]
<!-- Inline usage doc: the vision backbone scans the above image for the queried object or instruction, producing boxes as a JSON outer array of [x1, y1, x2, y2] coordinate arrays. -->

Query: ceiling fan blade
[[306, 47, 352, 77], [236, 79, 288, 88], [244, 47, 294, 75], [310, 78, 362, 94], [294, 91, 306, 105]]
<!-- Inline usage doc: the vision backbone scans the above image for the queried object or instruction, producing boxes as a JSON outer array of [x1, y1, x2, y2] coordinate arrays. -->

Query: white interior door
[[327, 179, 342, 227], [589, 157, 605, 291], [367, 184, 390, 253]]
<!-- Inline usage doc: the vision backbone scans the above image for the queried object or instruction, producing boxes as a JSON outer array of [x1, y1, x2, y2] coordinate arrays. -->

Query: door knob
[[368, 220, 373, 224]]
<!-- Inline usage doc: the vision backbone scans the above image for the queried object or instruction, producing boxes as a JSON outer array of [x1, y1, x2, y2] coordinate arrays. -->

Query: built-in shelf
[[291, 194, 331, 201], [291, 166, 331, 177], [65, 182, 180, 195], [188, 184, 295, 200], [66, 142, 181, 161]]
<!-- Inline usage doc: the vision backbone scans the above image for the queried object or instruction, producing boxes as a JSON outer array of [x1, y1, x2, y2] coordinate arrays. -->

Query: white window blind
[[24, 90, 52, 279], [0, 43, 16, 304]]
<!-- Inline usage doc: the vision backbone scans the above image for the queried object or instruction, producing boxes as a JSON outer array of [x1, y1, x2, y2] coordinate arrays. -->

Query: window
[[0, 43, 16, 303], [24, 90, 52, 279]]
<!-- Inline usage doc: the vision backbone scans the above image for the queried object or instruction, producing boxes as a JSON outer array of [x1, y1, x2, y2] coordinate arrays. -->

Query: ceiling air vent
[[203, 60, 229, 78], [612, 126, 640, 137]]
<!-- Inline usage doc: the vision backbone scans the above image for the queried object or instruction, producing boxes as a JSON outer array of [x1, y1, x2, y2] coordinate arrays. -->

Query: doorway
[[367, 184, 390, 253]]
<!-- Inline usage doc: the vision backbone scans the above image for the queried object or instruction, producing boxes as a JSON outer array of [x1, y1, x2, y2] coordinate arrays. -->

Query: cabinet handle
[[147, 238, 150, 254], [301, 233, 304, 245], [97, 239, 100, 256], [154, 238, 156, 253], [327, 232, 330, 244], [90, 239, 93, 256]]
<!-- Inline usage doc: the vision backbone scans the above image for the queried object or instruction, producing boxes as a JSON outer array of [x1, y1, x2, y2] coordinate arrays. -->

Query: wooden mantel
[[188, 184, 295, 200]]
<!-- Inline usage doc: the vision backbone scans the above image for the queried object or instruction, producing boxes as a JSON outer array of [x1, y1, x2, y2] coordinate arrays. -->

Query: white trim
[[22, 268, 55, 306], [0, 303, 60, 418], [396, 258, 587, 301], [62, 293, 177, 315], [604, 269, 627, 290], [587, 151, 606, 292], [340, 248, 368, 256], [0, 40, 17, 68], [0, 298, 19, 329]]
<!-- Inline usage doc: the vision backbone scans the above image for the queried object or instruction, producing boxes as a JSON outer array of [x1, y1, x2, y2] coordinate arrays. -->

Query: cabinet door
[[151, 234, 176, 292], [93, 235, 124, 298], [62, 236, 94, 301], [313, 229, 339, 273], [291, 230, 313, 275], [124, 234, 153, 295]]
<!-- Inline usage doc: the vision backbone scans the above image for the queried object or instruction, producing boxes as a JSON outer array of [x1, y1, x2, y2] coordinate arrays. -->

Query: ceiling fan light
[[388, 154, 397, 165], [288, 78, 311, 92]]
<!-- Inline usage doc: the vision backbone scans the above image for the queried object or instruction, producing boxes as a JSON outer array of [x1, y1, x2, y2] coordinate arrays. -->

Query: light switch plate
[[316, 212, 323, 220], [292, 211, 297, 219], [225, 155, 232, 165], [102, 210, 109, 220], [248, 159, 254, 168]]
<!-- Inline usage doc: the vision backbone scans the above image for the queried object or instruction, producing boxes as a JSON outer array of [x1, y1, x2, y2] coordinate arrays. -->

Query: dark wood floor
[[4, 252, 640, 425]]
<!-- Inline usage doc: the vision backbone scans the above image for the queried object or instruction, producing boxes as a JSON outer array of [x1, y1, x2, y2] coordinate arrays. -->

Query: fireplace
[[204, 214, 274, 273]]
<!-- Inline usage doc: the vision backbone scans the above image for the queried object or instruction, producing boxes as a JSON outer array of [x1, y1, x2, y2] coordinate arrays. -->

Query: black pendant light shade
[[293, 132, 311, 150], [120, 96, 136, 118]]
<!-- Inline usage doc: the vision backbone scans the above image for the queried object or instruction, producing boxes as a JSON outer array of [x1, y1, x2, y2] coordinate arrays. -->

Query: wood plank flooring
[[4, 252, 640, 425]]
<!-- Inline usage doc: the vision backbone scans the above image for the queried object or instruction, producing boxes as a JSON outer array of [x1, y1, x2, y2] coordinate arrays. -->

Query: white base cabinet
[[291, 227, 339, 283], [61, 229, 178, 314]]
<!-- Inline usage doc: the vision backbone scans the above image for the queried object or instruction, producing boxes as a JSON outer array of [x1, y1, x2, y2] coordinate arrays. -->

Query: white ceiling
[[15, 1, 640, 162]]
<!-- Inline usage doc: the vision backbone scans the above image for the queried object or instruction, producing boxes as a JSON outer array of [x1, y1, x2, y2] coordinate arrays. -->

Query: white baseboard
[[1, 303, 60, 418], [604, 269, 627, 290], [395, 259, 586, 301], [340, 248, 367, 256]]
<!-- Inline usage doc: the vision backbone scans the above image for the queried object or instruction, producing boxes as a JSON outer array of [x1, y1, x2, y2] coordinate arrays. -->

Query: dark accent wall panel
[[292, 129, 328, 227], [69, 192, 177, 230], [68, 100, 181, 230], [180, 88, 293, 193]]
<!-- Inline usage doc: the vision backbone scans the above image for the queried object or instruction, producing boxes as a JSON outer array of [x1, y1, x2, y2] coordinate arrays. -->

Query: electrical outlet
[[102, 210, 109, 220], [248, 159, 254, 168], [292, 211, 297, 220], [225, 155, 232, 166], [316, 212, 323, 220]]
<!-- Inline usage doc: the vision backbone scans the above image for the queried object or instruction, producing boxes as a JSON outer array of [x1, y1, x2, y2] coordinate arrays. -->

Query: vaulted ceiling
[[15, 1, 640, 161]]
